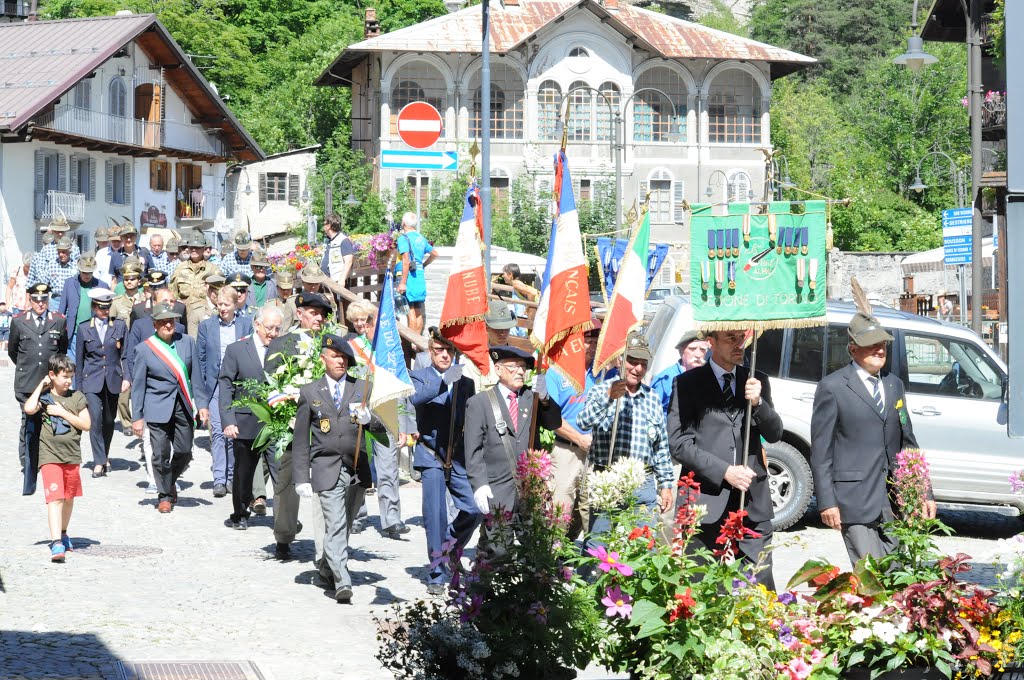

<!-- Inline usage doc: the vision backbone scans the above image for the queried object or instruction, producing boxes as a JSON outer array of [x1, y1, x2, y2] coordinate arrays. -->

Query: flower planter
[[843, 668, 947, 680]]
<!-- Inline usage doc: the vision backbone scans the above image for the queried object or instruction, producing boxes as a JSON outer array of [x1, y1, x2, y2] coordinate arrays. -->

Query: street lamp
[[704, 169, 753, 202], [769, 154, 793, 199], [910, 150, 967, 208], [556, 85, 681, 232], [893, 1, 938, 72]]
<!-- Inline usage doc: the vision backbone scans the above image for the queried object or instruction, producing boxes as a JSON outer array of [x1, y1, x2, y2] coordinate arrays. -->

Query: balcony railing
[[163, 120, 226, 157], [177, 189, 209, 221], [36, 105, 161, 149], [2, 0, 29, 17], [35, 190, 86, 223]]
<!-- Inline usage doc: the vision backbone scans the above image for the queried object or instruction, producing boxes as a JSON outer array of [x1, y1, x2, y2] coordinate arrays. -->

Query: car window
[[903, 333, 1002, 400], [751, 329, 783, 378], [826, 324, 851, 376], [788, 326, 825, 382]]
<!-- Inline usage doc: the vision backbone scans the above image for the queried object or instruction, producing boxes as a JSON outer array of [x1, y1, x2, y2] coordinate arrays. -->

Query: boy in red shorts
[[24, 354, 91, 563]]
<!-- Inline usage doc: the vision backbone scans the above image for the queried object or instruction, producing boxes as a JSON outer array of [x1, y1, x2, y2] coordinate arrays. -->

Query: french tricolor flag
[[530, 150, 592, 392]]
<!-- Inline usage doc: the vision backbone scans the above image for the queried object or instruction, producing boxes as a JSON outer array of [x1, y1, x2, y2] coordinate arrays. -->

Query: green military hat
[[47, 213, 71, 232], [165, 237, 180, 254], [228, 272, 251, 289], [56, 236, 74, 251], [42, 232, 55, 246], [300, 267, 324, 284], [108, 224, 122, 240], [220, 242, 233, 257], [94, 227, 110, 242], [849, 277, 894, 346], [205, 272, 227, 288], [234, 232, 253, 249], [275, 270, 295, 290], [624, 331, 652, 362], [151, 302, 182, 320], [183, 231, 208, 249], [120, 257, 143, 276], [251, 253, 271, 268], [118, 217, 138, 236], [675, 329, 703, 349], [28, 282, 51, 299], [484, 299, 517, 330], [77, 252, 97, 272]]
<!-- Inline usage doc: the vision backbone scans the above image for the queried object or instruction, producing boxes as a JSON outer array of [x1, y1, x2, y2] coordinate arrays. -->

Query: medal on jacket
[[116, 339, 121, 349], [320, 418, 331, 433]]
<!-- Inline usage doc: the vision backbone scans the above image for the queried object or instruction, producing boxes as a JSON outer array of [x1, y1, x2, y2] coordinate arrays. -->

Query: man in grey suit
[[668, 329, 784, 590], [293, 333, 378, 603], [464, 345, 562, 516], [219, 306, 284, 529], [811, 309, 932, 566], [131, 302, 209, 513]]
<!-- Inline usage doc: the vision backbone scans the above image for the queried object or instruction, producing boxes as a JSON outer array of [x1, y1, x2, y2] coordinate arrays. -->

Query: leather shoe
[[157, 500, 173, 513], [274, 542, 291, 560], [237, 518, 247, 530], [334, 585, 353, 603], [91, 468, 106, 479], [381, 523, 411, 540], [314, 571, 335, 588], [351, 519, 366, 534], [296, 521, 303, 534], [251, 498, 267, 516], [213, 483, 227, 498]]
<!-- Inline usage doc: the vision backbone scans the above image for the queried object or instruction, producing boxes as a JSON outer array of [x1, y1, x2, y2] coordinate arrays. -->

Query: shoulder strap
[[485, 389, 519, 472]]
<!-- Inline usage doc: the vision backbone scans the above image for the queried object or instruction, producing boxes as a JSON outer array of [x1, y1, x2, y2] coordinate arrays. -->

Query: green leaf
[[786, 559, 837, 590], [252, 425, 271, 451], [248, 402, 272, 423], [846, 649, 865, 669]]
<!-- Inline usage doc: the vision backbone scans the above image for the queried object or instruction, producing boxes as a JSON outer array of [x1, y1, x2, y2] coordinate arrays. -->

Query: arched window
[[471, 64, 524, 140], [596, 81, 620, 142], [108, 77, 127, 117], [633, 67, 687, 142], [537, 80, 562, 141], [389, 61, 447, 137], [568, 47, 589, 58], [641, 168, 685, 224], [567, 80, 591, 142], [727, 170, 752, 203], [708, 69, 762, 144]]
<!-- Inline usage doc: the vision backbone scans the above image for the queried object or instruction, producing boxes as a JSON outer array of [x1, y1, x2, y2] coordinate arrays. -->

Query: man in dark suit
[[811, 310, 929, 565], [108, 221, 153, 281], [129, 270, 186, 325], [197, 285, 253, 497], [220, 305, 284, 529], [9, 283, 68, 494], [264, 292, 334, 560], [293, 333, 378, 603], [131, 302, 209, 513], [75, 289, 127, 479], [410, 328, 480, 595], [464, 345, 562, 516], [58, 252, 108, 365], [668, 329, 784, 591]]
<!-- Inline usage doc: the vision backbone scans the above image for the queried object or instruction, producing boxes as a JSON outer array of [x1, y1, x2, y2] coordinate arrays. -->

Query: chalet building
[[317, 0, 812, 283], [0, 12, 263, 275]]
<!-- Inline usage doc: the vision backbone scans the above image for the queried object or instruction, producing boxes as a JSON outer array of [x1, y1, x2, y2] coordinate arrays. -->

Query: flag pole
[[443, 367, 460, 483], [738, 330, 758, 513], [481, 0, 492, 283]]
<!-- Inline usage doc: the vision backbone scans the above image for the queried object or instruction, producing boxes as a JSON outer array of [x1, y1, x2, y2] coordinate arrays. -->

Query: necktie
[[333, 381, 343, 411], [97, 320, 106, 345], [507, 391, 519, 432], [721, 372, 734, 401], [868, 376, 884, 415], [36, 315, 43, 330]]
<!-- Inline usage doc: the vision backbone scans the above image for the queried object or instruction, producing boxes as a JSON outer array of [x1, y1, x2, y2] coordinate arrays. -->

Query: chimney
[[604, 0, 618, 10], [503, 0, 520, 6], [364, 8, 380, 38]]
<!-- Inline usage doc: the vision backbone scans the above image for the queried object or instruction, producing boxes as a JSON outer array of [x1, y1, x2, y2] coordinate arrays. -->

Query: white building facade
[[318, 0, 813, 284]]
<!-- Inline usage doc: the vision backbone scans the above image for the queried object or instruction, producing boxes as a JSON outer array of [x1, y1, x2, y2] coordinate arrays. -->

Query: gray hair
[[401, 211, 419, 230], [256, 305, 284, 325]]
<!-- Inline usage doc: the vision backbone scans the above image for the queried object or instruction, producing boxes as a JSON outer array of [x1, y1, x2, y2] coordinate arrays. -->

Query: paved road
[[0, 364, 1019, 680]]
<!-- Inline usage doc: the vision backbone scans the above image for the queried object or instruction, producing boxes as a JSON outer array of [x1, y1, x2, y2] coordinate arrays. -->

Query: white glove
[[353, 407, 371, 425], [442, 364, 463, 385], [295, 483, 313, 498], [473, 485, 493, 514], [533, 373, 548, 400]]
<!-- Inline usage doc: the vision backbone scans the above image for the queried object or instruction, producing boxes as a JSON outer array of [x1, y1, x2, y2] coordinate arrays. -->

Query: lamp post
[[704, 168, 754, 203], [224, 171, 253, 251], [897, 0, 983, 335], [768, 154, 793, 200], [557, 85, 681, 232], [325, 171, 362, 224], [301, 168, 325, 245]]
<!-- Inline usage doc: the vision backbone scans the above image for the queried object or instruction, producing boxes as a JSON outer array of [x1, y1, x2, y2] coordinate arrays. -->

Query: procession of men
[[8, 219, 928, 606]]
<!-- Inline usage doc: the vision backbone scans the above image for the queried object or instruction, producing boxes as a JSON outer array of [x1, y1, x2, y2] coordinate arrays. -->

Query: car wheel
[[765, 440, 813, 531]]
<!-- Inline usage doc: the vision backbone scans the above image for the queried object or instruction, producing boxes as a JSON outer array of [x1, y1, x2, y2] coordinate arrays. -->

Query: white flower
[[871, 621, 899, 645], [297, 338, 313, 354], [850, 628, 872, 644], [898, 616, 911, 633], [915, 638, 928, 650]]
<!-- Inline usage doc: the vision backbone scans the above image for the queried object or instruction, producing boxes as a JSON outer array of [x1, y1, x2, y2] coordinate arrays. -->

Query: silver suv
[[647, 296, 1018, 530]]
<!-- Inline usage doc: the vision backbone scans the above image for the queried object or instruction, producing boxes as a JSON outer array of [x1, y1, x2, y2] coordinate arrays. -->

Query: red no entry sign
[[397, 101, 443, 149]]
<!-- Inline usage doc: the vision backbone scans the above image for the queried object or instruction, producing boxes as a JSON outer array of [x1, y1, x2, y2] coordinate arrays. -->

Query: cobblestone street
[[1, 364, 1020, 680]]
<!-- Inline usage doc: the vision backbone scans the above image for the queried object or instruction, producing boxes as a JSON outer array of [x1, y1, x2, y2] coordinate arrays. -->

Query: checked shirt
[[27, 242, 81, 291], [578, 380, 674, 489], [219, 252, 253, 277]]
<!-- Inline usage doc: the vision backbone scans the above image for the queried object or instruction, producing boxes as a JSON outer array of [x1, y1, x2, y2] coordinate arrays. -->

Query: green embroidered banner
[[689, 201, 827, 331]]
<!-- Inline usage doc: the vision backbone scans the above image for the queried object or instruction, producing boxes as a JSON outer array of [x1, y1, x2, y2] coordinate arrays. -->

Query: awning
[[900, 237, 995, 275]]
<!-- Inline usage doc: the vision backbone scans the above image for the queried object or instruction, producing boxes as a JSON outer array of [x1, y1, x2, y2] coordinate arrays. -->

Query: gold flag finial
[[469, 140, 480, 178]]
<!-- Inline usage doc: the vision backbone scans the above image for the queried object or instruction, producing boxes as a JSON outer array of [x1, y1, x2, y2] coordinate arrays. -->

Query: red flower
[[713, 510, 761, 560], [295, 263, 303, 270], [811, 566, 840, 586], [669, 588, 697, 622]]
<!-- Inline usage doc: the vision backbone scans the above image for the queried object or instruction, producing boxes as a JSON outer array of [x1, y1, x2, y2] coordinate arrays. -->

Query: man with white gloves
[[292, 333, 378, 603], [463, 346, 562, 552]]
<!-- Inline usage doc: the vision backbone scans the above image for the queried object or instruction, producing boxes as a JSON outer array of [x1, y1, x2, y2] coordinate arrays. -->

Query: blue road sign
[[942, 207, 973, 265], [380, 149, 458, 171]]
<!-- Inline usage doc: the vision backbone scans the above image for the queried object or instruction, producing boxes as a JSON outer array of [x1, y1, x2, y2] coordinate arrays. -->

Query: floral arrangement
[[267, 243, 322, 273], [231, 320, 345, 459], [375, 449, 599, 679], [351, 232, 398, 269]]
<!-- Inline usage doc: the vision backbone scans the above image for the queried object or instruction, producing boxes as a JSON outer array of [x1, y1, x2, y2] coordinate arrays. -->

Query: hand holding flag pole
[[738, 328, 759, 513]]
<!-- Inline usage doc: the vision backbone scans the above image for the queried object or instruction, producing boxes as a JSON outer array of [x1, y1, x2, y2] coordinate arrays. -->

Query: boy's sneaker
[[61, 533, 73, 552], [50, 541, 66, 563]]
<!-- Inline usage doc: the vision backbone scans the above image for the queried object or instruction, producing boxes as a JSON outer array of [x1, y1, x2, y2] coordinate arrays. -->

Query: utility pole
[[1005, 1, 1023, 437], [968, 0, 984, 336]]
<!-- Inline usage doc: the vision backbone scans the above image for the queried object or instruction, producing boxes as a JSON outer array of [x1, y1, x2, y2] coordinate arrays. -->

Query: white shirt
[[254, 333, 270, 368], [325, 374, 345, 408], [326, 232, 349, 284], [94, 247, 113, 286], [853, 363, 885, 409], [709, 359, 737, 396]]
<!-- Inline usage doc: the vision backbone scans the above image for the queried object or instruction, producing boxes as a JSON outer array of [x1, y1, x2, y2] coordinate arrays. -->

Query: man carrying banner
[[131, 302, 208, 513], [667, 329, 783, 590]]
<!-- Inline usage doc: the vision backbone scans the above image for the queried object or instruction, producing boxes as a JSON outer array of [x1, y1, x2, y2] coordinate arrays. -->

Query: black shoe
[[224, 518, 240, 530], [213, 483, 227, 498], [296, 521, 303, 534], [334, 585, 353, 603], [351, 519, 366, 534], [426, 583, 446, 597], [274, 542, 291, 560], [381, 523, 410, 540]]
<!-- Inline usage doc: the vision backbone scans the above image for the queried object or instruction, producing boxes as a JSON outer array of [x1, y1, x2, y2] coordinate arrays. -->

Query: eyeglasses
[[429, 346, 452, 355], [497, 362, 527, 374]]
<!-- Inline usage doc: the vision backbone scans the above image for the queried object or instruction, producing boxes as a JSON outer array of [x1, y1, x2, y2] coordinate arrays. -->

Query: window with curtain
[[537, 80, 562, 141], [633, 67, 687, 142], [708, 69, 762, 144], [471, 64, 524, 140]]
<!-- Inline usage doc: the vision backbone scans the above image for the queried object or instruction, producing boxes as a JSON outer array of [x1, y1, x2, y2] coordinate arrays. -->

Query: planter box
[[845, 667, 1023, 680]]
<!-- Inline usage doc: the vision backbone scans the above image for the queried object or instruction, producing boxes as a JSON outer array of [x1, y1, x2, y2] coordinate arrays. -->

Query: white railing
[[35, 190, 86, 223], [163, 119, 226, 157], [36, 105, 161, 148], [177, 190, 208, 221]]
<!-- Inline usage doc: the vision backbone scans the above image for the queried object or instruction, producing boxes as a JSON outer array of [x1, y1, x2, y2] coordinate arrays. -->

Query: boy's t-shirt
[[38, 390, 88, 468], [0, 311, 12, 329]]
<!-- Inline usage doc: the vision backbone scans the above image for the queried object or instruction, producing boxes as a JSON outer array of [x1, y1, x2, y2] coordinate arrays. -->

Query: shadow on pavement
[[0, 630, 124, 679]]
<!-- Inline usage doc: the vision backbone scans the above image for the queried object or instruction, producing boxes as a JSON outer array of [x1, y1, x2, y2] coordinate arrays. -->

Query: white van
[[647, 296, 1019, 530]]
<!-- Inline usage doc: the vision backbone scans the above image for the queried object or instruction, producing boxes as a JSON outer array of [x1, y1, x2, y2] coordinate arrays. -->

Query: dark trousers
[[148, 398, 195, 502], [85, 388, 118, 466], [693, 517, 776, 592], [231, 439, 261, 522], [419, 462, 481, 584], [16, 392, 41, 495]]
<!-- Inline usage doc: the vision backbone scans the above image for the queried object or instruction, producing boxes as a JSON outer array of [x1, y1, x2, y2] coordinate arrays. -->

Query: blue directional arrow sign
[[380, 149, 458, 171], [941, 207, 973, 265]]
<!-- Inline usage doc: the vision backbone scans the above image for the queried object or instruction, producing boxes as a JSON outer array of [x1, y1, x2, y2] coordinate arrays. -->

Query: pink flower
[[782, 657, 813, 680], [601, 586, 633, 618], [809, 649, 825, 664], [1010, 470, 1024, 495], [586, 546, 634, 576], [840, 592, 865, 608]]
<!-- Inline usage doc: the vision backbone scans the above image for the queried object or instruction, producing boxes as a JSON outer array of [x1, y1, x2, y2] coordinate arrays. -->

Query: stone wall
[[827, 250, 983, 308]]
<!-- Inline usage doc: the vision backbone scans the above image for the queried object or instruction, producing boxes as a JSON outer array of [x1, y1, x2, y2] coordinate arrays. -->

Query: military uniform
[[300, 268, 339, 321], [8, 283, 68, 495], [170, 233, 220, 336], [263, 271, 297, 330]]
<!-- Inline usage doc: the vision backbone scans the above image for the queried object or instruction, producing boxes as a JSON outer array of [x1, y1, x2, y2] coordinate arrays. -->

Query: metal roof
[[316, 0, 815, 86], [0, 14, 263, 161]]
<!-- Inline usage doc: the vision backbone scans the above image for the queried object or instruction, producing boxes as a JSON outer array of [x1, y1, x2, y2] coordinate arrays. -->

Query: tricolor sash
[[144, 336, 197, 416]]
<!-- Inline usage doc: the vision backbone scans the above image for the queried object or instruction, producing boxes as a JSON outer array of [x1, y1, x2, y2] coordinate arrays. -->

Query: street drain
[[75, 545, 164, 558], [118, 661, 265, 680]]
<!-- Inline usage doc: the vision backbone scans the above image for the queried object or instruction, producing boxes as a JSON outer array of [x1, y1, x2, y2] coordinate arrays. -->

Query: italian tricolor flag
[[593, 209, 651, 375]]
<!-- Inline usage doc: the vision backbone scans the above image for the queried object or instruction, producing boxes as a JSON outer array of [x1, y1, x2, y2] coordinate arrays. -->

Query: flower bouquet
[[375, 449, 600, 679], [351, 232, 397, 270], [268, 243, 323, 273]]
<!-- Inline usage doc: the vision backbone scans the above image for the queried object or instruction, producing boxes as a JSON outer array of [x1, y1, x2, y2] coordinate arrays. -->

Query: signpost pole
[[415, 171, 422, 221], [958, 264, 968, 325], [481, 0, 492, 283]]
